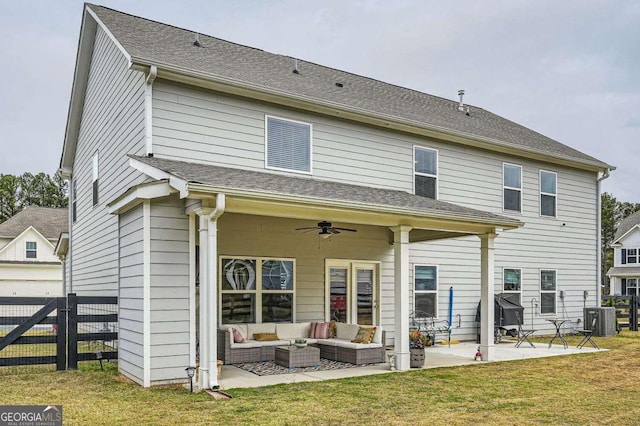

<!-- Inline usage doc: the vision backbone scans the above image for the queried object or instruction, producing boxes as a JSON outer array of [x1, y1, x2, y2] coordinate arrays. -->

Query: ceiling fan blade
[[295, 226, 320, 231], [329, 229, 341, 234], [332, 227, 357, 232]]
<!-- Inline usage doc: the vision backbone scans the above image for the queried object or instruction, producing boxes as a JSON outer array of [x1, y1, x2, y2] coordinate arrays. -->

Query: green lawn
[[1, 333, 639, 425]]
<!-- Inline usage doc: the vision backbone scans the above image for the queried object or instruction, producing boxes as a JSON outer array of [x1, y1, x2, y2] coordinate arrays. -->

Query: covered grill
[[476, 294, 525, 341]]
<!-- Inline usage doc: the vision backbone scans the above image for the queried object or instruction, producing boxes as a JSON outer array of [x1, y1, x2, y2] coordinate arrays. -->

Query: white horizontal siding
[[71, 26, 147, 296], [118, 204, 144, 385], [149, 196, 190, 383]]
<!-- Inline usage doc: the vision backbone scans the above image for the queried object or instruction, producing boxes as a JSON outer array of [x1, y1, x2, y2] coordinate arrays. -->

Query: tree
[[601, 192, 617, 294], [0, 172, 68, 224]]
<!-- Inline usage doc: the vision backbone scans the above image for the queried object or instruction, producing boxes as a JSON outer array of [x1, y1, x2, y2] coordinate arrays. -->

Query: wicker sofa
[[217, 322, 385, 365]]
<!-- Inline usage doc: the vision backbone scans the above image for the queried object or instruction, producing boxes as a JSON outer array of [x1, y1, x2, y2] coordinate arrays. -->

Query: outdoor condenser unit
[[583, 307, 616, 337]]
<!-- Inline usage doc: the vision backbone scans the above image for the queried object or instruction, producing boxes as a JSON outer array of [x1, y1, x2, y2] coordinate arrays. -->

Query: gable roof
[[127, 155, 521, 230], [0, 207, 68, 240], [614, 211, 640, 242], [61, 4, 613, 173]]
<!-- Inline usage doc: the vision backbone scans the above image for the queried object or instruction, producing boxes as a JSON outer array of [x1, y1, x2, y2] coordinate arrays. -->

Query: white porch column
[[479, 233, 497, 361], [392, 225, 412, 371]]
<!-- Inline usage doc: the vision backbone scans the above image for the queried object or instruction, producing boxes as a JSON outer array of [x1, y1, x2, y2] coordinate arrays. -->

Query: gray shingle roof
[[615, 211, 640, 241], [0, 207, 68, 240], [607, 266, 640, 276], [130, 155, 520, 226], [88, 4, 611, 171]]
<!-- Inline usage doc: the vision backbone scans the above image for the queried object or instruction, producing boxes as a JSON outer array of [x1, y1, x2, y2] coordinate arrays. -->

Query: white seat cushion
[[275, 323, 304, 339]]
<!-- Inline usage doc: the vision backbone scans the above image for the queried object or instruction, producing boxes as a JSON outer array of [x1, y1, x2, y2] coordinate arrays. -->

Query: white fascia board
[[169, 176, 189, 198], [85, 6, 132, 64], [129, 157, 171, 180], [0, 226, 55, 257], [613, 225, 640, 245], [186, 182, 522, 230], [54, 232, 69, 257], [108, 181, 176, 214]]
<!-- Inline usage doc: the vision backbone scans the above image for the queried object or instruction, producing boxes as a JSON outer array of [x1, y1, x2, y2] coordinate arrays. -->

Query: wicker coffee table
[[275, 345, 320, 368]]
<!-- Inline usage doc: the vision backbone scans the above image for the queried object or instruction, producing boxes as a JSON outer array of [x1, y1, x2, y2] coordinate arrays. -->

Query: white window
[[265, 116, 312, 174], [503, 163, 522, 212], [623, 278, 640, 296], [622, 248, 639, 264], [25, 241, 37, 259], [540, 270, 557, 314], [220, 257, 295, 324], [503, 268, 522, 304], [414, 147, 438, 199], [414, 265, 438, 317], [92, 153, 99, 206], [540, 170, 557, 217]]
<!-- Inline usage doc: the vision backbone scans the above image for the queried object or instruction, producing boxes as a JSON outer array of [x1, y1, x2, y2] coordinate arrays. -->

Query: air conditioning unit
[[584, 307, 616, 337]]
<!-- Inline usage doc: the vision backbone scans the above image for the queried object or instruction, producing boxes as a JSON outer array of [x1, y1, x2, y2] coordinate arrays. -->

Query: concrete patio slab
[[217, 340, 603, 390]]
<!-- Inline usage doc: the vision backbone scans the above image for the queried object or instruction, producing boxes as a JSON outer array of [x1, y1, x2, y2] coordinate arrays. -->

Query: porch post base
[[480, 344, 495, 361], [395, 351, 410, 371]]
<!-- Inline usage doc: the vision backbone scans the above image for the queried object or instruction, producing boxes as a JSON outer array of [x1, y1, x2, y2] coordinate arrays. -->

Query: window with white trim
[[414, 265, 438, 317], [414, 146, 438, 199], [92, 153, 99, 206], [503, 163, 522, 212], [622, 248, 639, 264], [220, 257, 295, 324], [622, 278, 640, 296], [265, 116, 311, 173], [540, 170, 557, 217], [540, 270, 557, 314], [503, 268, 522, 304], [25, 241, 37, 259]]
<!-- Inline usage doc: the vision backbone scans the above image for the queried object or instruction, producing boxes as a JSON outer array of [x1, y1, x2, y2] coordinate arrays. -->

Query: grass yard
[[1, 333, 640, 425]]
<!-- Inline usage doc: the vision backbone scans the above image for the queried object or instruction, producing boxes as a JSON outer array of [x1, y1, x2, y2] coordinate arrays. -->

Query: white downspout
[[145, 65, 157, 157], [196, 193, 226, 390], [597, 169, 611, 305]]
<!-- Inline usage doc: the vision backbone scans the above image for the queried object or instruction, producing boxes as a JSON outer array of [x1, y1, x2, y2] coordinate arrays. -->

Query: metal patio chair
[[514, 312, 536, 348], [577, 317, 600, 349]]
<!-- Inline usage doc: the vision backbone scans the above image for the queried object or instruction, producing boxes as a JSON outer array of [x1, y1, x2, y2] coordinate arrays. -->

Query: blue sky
[[0, 0, 638, 201]]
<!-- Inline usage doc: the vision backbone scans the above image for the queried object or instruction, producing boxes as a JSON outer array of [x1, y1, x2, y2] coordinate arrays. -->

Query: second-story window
[[622, 249, 639, 265], [26, 241, 37, 259], [540, 170, 557, 217], [265, 116, 312, 174], [92, 153, 99, 206], [414, 146, 437, 199], [503, 163, 522, 212]]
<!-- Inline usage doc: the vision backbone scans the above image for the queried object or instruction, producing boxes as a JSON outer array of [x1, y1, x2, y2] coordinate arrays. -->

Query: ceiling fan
[[295, 221, 357, 238]]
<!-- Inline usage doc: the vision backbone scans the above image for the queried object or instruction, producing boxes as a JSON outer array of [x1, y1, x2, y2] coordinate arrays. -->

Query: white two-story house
[[0, 207, 68, 297], [59, 4, 613, 388], [608, 211, 640, 295]]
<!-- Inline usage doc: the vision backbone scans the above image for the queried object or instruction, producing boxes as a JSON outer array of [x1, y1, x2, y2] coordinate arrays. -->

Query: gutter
[[596, 169, 612, 305]]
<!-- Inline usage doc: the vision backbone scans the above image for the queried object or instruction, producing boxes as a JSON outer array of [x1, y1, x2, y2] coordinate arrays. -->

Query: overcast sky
[[0, 1, 638, 201]]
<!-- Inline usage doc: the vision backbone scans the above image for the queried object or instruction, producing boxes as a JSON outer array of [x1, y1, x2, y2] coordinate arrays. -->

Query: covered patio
[[217, 342, 603, 389], [110, 155, 523, 389]]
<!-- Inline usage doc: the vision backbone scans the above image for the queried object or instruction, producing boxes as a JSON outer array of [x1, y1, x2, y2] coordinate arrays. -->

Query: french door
[[325, 260, 379, 325]]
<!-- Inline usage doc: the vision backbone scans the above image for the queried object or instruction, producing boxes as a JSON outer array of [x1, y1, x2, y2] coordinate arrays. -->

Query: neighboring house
[[59, 4, 613, 388], [0, 207, 68, 297], [607, 211, 640, 295]]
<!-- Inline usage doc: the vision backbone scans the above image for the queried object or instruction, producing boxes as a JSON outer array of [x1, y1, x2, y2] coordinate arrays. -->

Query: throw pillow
[[352, 326, 376, 344], [314, 322, 330, 339], [309, 322, 319, 338], [232, 328, 245, 343], [328, 320, 337, 338], [253, 332, 279, 341]]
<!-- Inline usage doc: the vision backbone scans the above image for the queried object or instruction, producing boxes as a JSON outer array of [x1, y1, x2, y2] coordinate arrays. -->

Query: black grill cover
[[475, 293, 525, 327]]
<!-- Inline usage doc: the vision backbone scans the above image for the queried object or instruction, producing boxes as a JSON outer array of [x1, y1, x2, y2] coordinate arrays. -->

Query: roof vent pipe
[[293, 58, 299, 74], [458, 89, 465, 111], [194, 33, 201, 47]]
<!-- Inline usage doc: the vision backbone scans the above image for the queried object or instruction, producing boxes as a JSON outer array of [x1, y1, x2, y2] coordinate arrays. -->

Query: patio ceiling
[[115, 155, 523, 241]]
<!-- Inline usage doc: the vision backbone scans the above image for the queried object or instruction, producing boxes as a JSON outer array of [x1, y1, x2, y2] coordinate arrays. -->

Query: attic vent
[[193, 33, 201, 47], [293, 59, 299, 74], [335, 82, 344, 88]]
